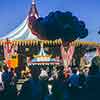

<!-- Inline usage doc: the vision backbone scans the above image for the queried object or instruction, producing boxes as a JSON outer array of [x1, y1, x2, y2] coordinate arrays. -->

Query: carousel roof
[[0, 0, 38, 40]]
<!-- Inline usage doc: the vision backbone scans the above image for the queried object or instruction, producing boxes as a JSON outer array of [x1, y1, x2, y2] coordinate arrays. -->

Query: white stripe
[[10, 24, 37, 40], [35, 13, 39, 19], [10, 22, 28, 40], [27, 29, 38, 39]]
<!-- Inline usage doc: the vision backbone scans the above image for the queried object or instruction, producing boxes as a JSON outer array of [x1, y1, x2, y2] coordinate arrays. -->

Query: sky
[[0, 0, 99, 42]]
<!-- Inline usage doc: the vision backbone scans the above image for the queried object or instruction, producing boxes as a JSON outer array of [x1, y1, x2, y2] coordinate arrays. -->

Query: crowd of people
[[0, 56, 100, 100]]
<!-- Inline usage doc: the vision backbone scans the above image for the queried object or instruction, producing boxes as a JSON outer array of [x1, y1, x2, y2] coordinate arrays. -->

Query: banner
[[3, 39, 12, 64], [3, 39, 18, 68], [60, 44, 75, 70]]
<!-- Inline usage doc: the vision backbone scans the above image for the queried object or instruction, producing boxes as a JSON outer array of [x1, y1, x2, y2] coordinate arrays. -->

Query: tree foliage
[[32, 11, 88, 42]]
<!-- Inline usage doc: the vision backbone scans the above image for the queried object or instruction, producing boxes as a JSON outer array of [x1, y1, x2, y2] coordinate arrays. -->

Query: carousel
[[27, 42, 60, 66]]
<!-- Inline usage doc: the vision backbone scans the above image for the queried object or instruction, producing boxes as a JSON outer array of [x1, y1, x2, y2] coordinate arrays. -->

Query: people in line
[[0, 56, 99, 100]]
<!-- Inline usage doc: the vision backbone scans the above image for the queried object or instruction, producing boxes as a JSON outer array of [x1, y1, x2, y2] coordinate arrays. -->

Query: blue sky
[[0, 0, 99, 42]]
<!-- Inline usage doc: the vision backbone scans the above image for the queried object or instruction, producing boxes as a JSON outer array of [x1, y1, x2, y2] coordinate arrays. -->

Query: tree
[[73, 45, 87, 67], [32, 11, 88, 42]]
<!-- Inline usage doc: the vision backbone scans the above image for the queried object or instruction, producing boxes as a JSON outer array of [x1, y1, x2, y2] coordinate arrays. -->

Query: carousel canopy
[[0, 0, 38, 40]]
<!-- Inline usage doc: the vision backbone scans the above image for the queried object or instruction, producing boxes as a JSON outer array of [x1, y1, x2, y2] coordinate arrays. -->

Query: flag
[[60, 44, 75, 70], [96, 47, 100, 56]]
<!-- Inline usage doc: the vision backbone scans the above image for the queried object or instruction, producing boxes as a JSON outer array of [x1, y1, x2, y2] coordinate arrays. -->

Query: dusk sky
[[0, 0, 99, 42]]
